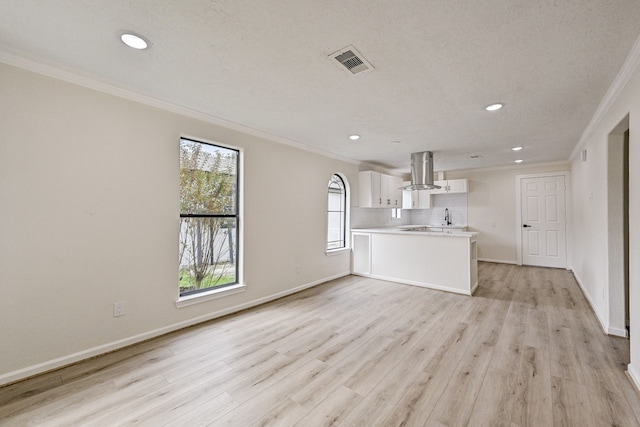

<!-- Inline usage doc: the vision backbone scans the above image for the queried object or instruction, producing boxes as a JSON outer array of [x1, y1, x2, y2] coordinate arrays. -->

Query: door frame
[[516, 171, 571, 267], [607, 117, 630, 338]]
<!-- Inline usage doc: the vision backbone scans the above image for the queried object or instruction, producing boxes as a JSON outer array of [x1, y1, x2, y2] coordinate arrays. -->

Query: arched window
[[327, 174, 347, 251]]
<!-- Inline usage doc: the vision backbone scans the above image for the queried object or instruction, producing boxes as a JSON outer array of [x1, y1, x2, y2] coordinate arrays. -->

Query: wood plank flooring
[[1, 263, 639, 426]]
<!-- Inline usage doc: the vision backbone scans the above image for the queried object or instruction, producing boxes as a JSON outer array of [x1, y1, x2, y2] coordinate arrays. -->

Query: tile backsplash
[[411, 193, 468, 226], [351, 206, 411, 228], [351, 193, 467, 228]]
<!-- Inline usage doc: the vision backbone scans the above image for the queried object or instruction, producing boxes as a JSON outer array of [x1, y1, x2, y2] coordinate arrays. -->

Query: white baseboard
[[629, 364, 640, 392], [0, 271, 351, 387], [478, 258, 518, 265], [607, 326, 629, 338], [569, 271, 628, 337], [571, 270, 610, 335], [470, 281, 479, 295]]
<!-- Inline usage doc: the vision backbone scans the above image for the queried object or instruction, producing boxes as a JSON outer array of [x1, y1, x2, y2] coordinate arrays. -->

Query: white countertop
[[351, 225, 478, 237]]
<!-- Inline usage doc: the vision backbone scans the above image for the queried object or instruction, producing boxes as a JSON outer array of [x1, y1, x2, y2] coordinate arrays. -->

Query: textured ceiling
[[1, 0, 640, 173]]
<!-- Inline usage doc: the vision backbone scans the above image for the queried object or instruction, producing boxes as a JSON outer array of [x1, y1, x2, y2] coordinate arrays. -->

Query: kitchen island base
[[351, 229, 478, 295]]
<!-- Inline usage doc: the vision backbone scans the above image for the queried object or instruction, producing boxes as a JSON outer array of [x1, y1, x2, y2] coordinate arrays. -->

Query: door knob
[[523, 224, 532, 228]]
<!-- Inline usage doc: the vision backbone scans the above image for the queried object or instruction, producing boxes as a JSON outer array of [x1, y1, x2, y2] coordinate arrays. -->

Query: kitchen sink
[[402, 227, 429, 232]]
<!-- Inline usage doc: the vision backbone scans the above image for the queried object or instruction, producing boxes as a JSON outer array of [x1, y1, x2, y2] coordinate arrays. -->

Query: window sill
[[175, 283, 247, 308], [325, 247, 351, 257]]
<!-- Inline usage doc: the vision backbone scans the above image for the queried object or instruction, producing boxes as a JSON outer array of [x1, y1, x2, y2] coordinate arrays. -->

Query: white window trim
[[175, 283, 247, 308], [325, 247, 351, 256], [178, 135, 244, 302]]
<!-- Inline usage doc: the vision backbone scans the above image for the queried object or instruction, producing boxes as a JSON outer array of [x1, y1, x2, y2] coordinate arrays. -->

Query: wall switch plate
[[114, 301, 125, 317]]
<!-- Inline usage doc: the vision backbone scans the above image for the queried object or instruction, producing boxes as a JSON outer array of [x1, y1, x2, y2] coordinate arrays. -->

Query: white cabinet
[[359, 171, 402, 208], [362, 174, 468, 207], [402, 182, 412, 209], [351, 230, 478, 295], [359, 171, 382, 207], [352, 233, 371, 275], [402, 189, 431, 209], [430, 179, 468, 194], [402, 181, 432, 209], [416, 191, 432, 208], [382, 175, 402, 207], [447, 179, 468, 193]]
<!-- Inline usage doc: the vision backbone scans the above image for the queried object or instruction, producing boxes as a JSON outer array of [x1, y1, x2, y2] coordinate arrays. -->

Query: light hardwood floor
[[1, 263, 639, 426]]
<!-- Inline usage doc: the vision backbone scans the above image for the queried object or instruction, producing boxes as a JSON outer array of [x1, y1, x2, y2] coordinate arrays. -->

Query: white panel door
[[521, 175, 567, 268]]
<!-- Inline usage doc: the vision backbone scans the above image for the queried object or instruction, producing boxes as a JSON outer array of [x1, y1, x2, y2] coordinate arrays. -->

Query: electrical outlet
[[113, 301, 125, 317]]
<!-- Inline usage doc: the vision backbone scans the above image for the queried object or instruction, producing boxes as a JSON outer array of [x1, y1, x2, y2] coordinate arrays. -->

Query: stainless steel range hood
[[402, 151, 441, 190]]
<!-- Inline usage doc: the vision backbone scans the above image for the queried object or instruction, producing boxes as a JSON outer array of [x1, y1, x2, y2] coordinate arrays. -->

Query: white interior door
[[521, 175, 567, 268]]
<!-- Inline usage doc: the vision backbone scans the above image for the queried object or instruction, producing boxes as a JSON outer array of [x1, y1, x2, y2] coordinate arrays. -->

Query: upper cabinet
[[359, 171, 382, 207], [402, 182, 412, 209], [382, 174, 403, 208], [359, 171, 402, 208], [402, 181, 432, 209], [362, 174, 467, 207], [430, 179, 468, 195]]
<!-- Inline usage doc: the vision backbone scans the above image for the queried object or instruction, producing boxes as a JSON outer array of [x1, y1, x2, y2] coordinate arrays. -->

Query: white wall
[[0, 63, 359, 384], [569, 37, 640, 388], [446, 164, 569, 263]]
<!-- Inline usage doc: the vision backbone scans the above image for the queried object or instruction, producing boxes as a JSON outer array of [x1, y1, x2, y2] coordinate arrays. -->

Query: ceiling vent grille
[[329, 45, 373, 75]]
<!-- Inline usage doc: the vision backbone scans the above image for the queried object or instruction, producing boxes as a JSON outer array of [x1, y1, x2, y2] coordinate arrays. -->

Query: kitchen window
[[327, 174, 348, 251], [179, 137, 240, 297]]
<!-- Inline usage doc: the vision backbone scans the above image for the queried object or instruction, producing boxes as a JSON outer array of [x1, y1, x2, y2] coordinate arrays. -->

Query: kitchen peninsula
[[351, 227, 478, 295]]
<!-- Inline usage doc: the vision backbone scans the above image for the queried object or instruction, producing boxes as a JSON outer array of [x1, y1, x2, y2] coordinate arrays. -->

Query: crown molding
[[570, 33, 640, 161], [0, 51, 360, 165]]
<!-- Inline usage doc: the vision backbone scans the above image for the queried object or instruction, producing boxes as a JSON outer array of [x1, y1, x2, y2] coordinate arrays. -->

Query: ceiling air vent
[[329, 45, 374, 75]]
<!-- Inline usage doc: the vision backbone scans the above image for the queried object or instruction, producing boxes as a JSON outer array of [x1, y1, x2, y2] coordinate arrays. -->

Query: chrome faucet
[[444, 208, 451, 225]]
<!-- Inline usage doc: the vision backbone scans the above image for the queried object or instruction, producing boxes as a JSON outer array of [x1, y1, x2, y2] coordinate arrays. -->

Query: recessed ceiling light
[[121, 33, 148, 50], [485, 103, 504, 111], [514, 159, 524, 163], [512, 146, 523, 151], [349, 134, 360, 141], [390, 140, 401, 144]]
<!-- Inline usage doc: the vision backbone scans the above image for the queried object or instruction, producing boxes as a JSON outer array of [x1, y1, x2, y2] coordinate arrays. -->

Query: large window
[[179, 138, 239, 296], [327, 174, 347, 250]]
